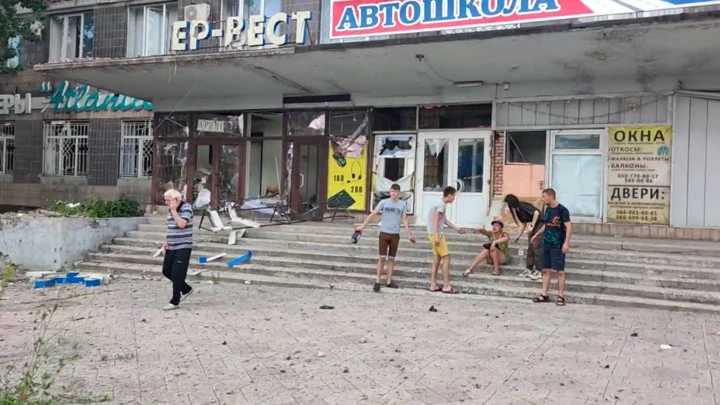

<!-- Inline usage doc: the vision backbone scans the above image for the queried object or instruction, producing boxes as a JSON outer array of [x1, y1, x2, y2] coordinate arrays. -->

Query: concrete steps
[[76, 216, 720, 313]]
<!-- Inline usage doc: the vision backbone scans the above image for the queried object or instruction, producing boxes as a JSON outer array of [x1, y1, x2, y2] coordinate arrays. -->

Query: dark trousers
[[526, 223, 543, 271], [162, 248, 193, 305]]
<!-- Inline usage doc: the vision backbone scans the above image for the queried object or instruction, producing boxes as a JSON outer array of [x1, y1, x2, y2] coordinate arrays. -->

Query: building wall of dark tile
[[19, 26, 49, 67], [12, 119, 44, 184], [88, 119, 121, 186], [94, 6, 128, 58], [283, 0, 322, 45]]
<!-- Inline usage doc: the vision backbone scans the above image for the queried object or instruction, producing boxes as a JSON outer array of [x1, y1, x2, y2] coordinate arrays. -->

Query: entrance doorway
[[547, 129, 605, 222], [415, 130, 491, 228], [188, 141, 244, 209], [290, 138, 328, 219]]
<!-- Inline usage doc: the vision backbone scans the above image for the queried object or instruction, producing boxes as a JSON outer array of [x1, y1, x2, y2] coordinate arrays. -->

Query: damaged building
[[18, 0, 720, 238]]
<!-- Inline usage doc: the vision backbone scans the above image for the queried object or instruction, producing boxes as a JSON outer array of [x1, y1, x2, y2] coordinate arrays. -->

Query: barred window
[[43, 121, 89, 176], [0, 123, 14, 174], [120, 121, 153, 178]]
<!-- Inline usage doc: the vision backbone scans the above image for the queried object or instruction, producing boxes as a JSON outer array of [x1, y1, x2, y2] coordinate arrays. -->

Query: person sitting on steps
[[464, 220, 510, 277]]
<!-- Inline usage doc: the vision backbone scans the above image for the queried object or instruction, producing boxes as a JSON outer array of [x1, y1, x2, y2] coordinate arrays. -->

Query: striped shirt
[[166, 203, 193, 250]]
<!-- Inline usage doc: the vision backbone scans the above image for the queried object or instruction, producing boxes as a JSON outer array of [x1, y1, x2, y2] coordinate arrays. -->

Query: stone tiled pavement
[[2, 279, 720, 405]]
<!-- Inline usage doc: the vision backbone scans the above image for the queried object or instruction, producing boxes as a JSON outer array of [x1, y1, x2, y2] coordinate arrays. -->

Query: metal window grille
[[0, 123, 14, 174], [43, 122, 89, 176], [120, 121, 153, 178]]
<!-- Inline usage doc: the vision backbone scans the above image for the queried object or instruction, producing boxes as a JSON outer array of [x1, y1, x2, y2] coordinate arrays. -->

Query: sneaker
[[180, 288, 194, 302], [528, 271, 542, 281], [163, 303, 178, 311], [373, 283, 381, 292], [518, 269, 530, 278]]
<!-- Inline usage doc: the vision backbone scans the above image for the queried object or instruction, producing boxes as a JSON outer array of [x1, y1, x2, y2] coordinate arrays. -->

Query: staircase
[[77, 215, 720, 313]]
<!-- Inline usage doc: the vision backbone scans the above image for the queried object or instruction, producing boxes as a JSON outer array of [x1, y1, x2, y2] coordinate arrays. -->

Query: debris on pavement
[[660, 344, 672, 350], [630, 332, 638, 337], [429, 306, 438, 312], [319, 305, 334, 310], [199, 253, 226, 264]]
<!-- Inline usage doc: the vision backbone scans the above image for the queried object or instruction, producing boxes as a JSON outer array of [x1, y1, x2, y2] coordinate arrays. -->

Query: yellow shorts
[[429, 234, 450, 257]]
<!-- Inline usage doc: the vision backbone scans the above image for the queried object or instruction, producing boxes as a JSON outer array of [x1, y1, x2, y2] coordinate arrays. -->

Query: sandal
[[430, 286, 442, 292], [463, 269, 473, 277], [556, 296, 566, 306], [532, 294, 550, 303], [442, 287, 460, 294]]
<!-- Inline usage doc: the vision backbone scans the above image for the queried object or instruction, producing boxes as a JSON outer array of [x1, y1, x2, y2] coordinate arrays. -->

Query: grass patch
[[49, 195, 144, 219]]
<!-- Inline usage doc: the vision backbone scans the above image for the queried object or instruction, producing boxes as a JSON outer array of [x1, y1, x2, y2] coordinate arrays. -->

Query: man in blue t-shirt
[[356, 184, 416, 292], [530, 188, 572, 306]]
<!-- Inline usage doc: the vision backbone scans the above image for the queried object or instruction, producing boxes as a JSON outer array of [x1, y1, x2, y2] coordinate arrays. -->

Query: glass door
[[291, 138, 327, 219], [453, 136, 489, 227], [415, 131, 491, 227], [188, 142, 243, 209], [548, 130, 605, 222]]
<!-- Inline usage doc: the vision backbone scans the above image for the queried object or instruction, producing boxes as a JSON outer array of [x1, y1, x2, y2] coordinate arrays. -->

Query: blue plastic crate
[[84, 278, 101, 287], [34, 279, 55, 289], [54, 277, 66, 284], [66, 272, 80, 278], [66, 276, 85, 284]]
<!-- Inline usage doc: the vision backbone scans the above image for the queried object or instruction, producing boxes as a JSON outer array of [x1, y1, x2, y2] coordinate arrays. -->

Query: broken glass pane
[[287, 112, 324, 136], [154, 114, 189, 138], [195, 114, 244, 137], [423, 139, 448, 191], [219, 145, 241, 207], [155, 141, 188, 202]]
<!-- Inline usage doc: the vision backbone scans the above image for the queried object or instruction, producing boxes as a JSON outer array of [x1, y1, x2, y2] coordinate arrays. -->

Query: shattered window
[[423, 138, 448, 191], [154, 114, 189, 138], [195, 114, 244, 137], [49, 12, 94, 62], [418, 104, 492, 129], [373, 108, 416, 131], [505, 131, 546, 164], [218, 145, 241, 207], [155, 141, 188, 203], [287, 112, 325, 136]]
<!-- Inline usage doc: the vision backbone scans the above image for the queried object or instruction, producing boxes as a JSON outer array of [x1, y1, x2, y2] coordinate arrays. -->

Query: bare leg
[[430, 255, 441, 290], [441, 255, 452, 291], [375, 258, 385, 284], [465, 250, 490, 275], [489, 248, 505, 275], [386, 259, 396, 284], [541, 269, 551, 296], [557, 271, 566, 297]]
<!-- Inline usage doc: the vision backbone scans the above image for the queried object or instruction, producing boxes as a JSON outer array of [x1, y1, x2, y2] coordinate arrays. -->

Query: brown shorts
[[378, 232, 400, 259]]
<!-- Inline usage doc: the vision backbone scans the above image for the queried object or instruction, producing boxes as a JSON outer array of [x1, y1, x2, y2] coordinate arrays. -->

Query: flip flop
[[430, 285, 443, 292], [441, 288, 459, 294]]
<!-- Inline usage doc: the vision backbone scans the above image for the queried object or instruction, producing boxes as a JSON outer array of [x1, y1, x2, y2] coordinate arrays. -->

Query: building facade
[[24, 0, 720, 237], [1, 16, 155, 208]]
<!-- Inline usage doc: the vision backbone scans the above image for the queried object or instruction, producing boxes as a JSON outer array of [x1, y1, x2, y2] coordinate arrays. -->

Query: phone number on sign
[[612, 210, 659, 221]]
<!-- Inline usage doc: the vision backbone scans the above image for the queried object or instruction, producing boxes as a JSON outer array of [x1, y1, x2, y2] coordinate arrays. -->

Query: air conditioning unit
[[184, 3, 210, 21]]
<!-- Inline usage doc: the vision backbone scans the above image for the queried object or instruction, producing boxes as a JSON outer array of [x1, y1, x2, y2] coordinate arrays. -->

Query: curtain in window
[[551, 155, 602, 218]]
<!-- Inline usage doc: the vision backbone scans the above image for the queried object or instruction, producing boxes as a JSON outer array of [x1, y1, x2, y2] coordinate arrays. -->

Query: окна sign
[[0, 94, 32, 115], [171, 11, 312, 51], [329, 0, 720, 39], [607, 125, 672, 225]]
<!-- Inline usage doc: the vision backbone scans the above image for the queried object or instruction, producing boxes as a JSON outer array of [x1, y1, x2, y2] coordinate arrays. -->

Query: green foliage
[[0, 0, 47, 73], [49, 195, 145, 218]]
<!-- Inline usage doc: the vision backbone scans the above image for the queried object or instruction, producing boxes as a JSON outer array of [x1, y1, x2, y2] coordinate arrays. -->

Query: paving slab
[[2, 279, 720, 405]]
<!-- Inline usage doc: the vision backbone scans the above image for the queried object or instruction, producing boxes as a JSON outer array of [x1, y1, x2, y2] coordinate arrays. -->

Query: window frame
[[49, 12, 94, 62], [0, 123, 14, 174], [5, 37, 21, 69], [120, 120, 154, 179], [43, 121, 90, 177], [127, 3, 178, 57]]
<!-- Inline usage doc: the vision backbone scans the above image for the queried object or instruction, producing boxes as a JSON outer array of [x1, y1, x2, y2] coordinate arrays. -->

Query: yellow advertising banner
[[326, 143, 367, 211], [607, 186, 669, 225], [608, 125, 672, 187]]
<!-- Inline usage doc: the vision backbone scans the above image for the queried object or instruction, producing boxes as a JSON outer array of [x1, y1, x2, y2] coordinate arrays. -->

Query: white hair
[[164, 189, 182, 201]]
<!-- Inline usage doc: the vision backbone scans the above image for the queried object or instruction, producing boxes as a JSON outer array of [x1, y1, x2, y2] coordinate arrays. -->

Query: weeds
[[49, 195, 144, 218], [0, 262, 17, 300], [0, 302, 110, 404]]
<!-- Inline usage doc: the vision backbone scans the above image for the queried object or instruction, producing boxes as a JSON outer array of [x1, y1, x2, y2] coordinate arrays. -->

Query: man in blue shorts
[[530, 188, 572, 306]]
